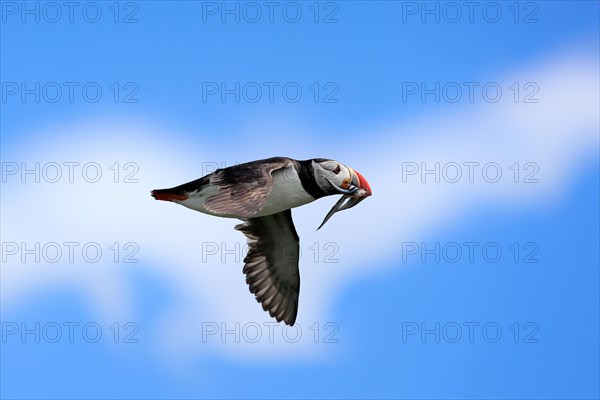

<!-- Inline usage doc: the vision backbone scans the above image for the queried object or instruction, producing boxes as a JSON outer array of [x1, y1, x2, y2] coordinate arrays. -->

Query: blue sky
[[1, 1, 599, 399]]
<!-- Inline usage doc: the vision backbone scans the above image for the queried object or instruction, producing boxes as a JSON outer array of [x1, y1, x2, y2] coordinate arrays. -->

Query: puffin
[[151, 157, 372, 326]]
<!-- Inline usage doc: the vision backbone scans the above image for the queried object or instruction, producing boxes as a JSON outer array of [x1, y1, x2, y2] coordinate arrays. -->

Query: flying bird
[[151, 157, 372, 326]]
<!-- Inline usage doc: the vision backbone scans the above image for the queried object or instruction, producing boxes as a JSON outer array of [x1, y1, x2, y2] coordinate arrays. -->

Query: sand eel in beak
[[151, 157, 372, 326]]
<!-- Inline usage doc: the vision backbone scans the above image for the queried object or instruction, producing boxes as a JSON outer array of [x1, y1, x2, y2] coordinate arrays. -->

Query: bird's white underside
[[179, 166, 316, 218]]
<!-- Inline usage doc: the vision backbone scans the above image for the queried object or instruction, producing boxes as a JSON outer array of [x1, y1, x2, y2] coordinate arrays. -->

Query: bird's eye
[[332, 164, 341, 175]]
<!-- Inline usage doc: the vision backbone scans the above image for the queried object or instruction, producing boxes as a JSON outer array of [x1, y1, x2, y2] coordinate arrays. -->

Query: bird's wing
[[235, 209, 300, 326], [203, 158, 291, 218]]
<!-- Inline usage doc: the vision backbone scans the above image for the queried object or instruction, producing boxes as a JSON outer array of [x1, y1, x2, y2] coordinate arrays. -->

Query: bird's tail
[[150, 188, 189, 202]]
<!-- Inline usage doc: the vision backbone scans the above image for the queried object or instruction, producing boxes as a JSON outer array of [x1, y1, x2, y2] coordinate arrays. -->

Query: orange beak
[[353, 170, 372, 197], [317, 168, 372, 230]]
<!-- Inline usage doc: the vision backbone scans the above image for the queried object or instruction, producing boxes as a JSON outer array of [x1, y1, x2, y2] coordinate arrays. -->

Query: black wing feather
[[203, 157, 292, 218], [235, 209, 300, 326]]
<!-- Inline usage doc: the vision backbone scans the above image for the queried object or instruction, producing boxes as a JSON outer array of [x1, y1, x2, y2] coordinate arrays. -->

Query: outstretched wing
[[203, 157, 292, 218], [235, 209, 300, 326]]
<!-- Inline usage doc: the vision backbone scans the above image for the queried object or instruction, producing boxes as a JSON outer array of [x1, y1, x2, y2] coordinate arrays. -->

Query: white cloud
[[1, 45, 598, 363]]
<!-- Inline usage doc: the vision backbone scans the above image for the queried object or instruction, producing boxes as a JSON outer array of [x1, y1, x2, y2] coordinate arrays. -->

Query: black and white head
[[312, 159, 372, 229]]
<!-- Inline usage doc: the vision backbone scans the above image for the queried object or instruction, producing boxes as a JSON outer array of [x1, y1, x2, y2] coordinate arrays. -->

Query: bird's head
[[312, 159, 372, 230]]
